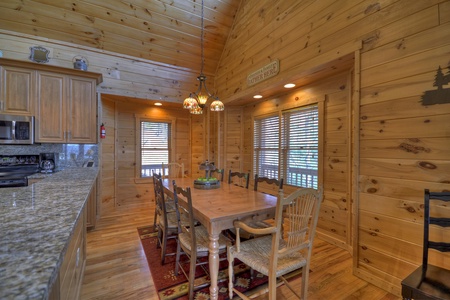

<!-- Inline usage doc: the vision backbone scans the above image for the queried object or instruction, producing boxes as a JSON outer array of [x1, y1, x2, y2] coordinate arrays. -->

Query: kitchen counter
[[0, 167, 99, 299]]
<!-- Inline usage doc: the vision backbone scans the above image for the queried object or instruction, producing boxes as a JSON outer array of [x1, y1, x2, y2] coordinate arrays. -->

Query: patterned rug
[[137, 225, 304, 300]]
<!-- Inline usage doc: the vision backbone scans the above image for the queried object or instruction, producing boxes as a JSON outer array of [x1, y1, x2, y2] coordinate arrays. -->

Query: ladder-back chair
[[228, 170, 250, 188], [401, 189, 450, 300], [228, 187, 322, 300], [211, 168, 225, 181], [154, 174, 178, 264], [172, 182, 230, 300], [254, 174, 284, 196]]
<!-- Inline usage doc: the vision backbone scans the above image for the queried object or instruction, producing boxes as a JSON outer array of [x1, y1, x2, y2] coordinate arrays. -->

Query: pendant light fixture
[[183, 0, 224, 114]]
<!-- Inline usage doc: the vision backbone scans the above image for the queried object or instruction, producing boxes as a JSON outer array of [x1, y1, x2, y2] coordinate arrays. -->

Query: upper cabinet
[[0, 65, 35, 115], [0, 58, 102, 144], [35, 73, 98, 143]]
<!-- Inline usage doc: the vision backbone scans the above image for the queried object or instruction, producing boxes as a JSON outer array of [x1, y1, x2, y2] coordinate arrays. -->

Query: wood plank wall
[[100, 96, 191, 208], [1, 0, 449, 297], [215, 0, 450, 296], [240, 71, 353, 251]]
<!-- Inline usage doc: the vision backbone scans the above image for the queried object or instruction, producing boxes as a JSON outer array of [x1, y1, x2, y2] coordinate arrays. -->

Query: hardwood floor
[[80, 202, 401, 300]]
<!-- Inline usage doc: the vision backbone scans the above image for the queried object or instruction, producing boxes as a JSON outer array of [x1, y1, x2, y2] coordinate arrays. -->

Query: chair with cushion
[[228, 170, 250, 188], [154, 174, 179, 264], [228, 187, 322, 300], [162, 162, 185, 178], [401, 189, 450, 300], [173, 182, 230, 300]]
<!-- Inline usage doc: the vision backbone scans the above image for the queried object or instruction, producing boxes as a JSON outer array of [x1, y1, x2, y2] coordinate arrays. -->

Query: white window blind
[[282, 105, 318, 188], [140, 121, 170, 177], [254, 104, 318, 188], [254, 115, 280, 179]]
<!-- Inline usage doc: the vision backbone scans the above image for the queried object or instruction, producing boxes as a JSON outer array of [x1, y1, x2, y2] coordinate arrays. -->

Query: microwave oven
[[0, 114, 34, 144]]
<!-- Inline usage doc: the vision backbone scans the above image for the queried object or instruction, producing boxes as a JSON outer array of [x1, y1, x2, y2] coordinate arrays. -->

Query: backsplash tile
[[0, 143, 98, 169]]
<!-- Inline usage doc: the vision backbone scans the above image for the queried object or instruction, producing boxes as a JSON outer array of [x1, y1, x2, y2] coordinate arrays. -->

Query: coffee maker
[[39, 153, 57, 173]]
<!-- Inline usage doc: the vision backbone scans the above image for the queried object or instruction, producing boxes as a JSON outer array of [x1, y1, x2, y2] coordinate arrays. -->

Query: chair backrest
[[162, 162, 184, 178], [422, 189, 450, 268], [211, 168, 225, 181], [153, 173, 170, 227], [271, 188, 322, 269], [254, 174, 283, 195], [228, 170, 250, 188], [172, 182, 197, 250]]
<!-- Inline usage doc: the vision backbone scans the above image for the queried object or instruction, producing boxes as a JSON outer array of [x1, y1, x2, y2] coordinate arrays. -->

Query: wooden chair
[[152, 172, 175, 230], [401, 189, 450, 300], [162, 162, 185, 178], [228, 170, 262, 240], [210, 168, 225, 181], [153, 174, 178, 264], [228, 170, 250, 188], [254, 174, 284, 195], [172, 182, 230, 300], [228, 187, 322, 300]]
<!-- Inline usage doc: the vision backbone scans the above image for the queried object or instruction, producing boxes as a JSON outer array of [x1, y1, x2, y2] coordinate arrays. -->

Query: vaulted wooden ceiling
[[0, 0, 241, 106], [0, 0, 355, 107]]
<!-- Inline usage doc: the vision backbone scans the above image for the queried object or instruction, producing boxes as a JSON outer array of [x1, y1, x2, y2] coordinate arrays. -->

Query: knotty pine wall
[[215, 0, 450, 296], [1, 0, 449, 296], [100, 96, 192, 209]]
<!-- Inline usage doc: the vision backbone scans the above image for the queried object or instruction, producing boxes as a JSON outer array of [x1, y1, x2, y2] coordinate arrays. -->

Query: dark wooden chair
[[211, 168, 225, 181], [228, 170, 250, 188], [401, 189, 450, 300], [254, 174, 284, 196], [153, 174, 178, 264], [172, 182, 230, 300]]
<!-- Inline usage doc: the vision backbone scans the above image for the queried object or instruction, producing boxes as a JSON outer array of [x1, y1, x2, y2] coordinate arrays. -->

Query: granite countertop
[[0, 167, 99, 299]]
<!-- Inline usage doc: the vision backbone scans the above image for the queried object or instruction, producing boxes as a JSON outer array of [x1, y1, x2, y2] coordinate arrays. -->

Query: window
[[254, 104, 319, 188], [140, 121, 171, 177]]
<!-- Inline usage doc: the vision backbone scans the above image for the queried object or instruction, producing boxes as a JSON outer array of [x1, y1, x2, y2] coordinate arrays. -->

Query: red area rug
[[137, 225, 303, 300]]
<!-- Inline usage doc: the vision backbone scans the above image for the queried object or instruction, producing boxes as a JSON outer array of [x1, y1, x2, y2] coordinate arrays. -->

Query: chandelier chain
[[201, 0, 204, 75]]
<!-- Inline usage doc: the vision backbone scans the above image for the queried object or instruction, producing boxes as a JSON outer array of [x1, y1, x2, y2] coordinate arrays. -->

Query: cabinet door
[[86, 178, 97, 229], [0, 66, 35, 115], [35, 72, 66, 142], [67, 76, 97, 143]]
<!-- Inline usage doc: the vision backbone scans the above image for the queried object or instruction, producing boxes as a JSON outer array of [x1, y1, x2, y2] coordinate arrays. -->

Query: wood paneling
[[0, 0, 449, 297]]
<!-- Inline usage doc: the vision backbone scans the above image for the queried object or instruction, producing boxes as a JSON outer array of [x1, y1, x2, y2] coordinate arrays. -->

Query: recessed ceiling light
[[155, 102, 162, 106], [253, 95, 263, 99], [284, 83, 296, 88]]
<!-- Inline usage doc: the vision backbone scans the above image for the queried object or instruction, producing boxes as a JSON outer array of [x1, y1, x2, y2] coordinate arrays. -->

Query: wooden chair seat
[[401, 189, 450, 300], [401, 265, 450, 299]]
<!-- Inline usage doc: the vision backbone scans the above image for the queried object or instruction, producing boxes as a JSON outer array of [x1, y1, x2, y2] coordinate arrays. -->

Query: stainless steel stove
[[0, 155, 40, 188]]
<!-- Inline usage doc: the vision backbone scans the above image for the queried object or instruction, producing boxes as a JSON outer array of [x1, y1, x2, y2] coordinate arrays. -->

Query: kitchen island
[[0, 167, 98, 299]]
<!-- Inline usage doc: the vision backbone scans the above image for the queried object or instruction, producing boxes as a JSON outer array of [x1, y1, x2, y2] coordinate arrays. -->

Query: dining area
[[145, 160, 320, 300]]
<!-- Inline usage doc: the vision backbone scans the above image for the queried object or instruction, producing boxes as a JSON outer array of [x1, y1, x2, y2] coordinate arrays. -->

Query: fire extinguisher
[[100, 123, 106, 139]]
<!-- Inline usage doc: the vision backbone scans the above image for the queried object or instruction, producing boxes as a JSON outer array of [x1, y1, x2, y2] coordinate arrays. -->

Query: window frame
[[135, 115, 176, 183], [252, 100, 324, 189]]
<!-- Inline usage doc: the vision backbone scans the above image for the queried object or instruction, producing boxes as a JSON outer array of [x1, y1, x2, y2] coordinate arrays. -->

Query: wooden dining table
[[161, 177, 278, 300]]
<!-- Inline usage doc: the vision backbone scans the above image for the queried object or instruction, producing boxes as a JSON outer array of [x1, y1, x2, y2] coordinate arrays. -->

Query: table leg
[[208, 232, 220, 300]]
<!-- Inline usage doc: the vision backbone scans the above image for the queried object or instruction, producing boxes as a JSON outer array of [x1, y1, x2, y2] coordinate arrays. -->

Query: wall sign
[[247, 60, 279, 86], [421, 65, 450, 105]]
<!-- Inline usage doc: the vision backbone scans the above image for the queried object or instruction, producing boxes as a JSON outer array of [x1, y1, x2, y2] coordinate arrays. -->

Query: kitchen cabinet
[[50, 204, 87, 300], [0, 65, 35, 115], [86, 177, 97, 229], [35, 72, 98, 143], [0, 58, 102, 143]]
